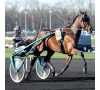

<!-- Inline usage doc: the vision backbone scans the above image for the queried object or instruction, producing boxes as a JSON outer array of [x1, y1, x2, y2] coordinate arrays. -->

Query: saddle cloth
[[55, 29, 63, 42]]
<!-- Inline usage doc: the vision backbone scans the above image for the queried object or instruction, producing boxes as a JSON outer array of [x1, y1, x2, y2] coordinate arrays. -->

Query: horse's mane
[[64, 15, 79, 28]]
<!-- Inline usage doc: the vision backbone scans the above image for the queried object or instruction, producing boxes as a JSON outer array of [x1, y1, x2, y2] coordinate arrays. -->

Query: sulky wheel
[[9, 58, 25, 83], [36, 57, 50, 79]]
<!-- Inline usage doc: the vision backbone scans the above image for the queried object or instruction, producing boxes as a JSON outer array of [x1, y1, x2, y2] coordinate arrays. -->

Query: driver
[[12, 25, 27, 57], [12, 25, 23, 49]]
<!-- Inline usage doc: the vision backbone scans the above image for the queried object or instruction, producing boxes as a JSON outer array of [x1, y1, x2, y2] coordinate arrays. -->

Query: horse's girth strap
[[59, 41, 65, 54]]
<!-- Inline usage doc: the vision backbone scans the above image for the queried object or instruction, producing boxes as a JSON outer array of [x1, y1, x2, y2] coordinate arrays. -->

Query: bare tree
[[5, 0, 95, 31]]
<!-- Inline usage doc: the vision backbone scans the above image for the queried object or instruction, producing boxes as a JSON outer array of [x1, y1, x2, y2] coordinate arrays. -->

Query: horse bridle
[[82, 13, 90, 29]]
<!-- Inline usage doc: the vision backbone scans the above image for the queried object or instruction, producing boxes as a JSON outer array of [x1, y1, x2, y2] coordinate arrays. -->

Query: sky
[[5, 0, 95, 11], [5, 0, 63, 11], [38, 0, 60, 5], [5, 0, 95, 5], [5, 0, 60, 5]]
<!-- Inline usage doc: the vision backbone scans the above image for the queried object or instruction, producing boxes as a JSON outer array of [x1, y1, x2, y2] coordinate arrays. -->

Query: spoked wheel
[[36, 57, 50, 79], [9, 58, 25, 83]]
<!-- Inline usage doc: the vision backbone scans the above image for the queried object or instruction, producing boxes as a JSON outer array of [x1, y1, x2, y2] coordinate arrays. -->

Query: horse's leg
[[81, 52, 87, 74], [25, 55, 37, 79], [71, 48, 87, 74], [54, 55, 73, 77], [44, 50, 55, 77], [25, 48, 43, 79]]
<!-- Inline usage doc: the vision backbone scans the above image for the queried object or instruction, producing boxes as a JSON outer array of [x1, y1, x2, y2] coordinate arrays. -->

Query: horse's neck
[[70, 20, 82, 45], [70, 15, 82, 35], [71, 21, 81, 35], [70, 21, 81, 35]]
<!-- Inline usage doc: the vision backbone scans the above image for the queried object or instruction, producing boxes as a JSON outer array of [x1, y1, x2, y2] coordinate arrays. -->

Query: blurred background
[[5, 0, 95, 52]]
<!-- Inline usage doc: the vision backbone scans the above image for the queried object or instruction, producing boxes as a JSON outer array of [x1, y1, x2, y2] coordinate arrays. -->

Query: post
[[49, 10, 52, 29], [45, 22, 47, 29], [16, 22, 17, 26], [20, 13, 21, 26], [25, 11, 28, 38]]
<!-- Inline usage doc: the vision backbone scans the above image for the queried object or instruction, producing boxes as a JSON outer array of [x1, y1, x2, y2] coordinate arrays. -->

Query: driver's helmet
[[14, 25, 23, 35]]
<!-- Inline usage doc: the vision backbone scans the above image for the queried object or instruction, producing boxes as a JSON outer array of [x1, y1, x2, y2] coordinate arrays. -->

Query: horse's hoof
[[54, 73, 59, 77], [83, 68, 87, 74]]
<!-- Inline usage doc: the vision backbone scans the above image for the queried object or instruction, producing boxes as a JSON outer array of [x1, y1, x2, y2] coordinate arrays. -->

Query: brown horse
[[24, 11, 93, 79]]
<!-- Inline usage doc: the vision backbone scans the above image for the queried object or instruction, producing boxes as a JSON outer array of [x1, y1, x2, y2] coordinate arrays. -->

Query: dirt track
[[5, 58, 95, 90]]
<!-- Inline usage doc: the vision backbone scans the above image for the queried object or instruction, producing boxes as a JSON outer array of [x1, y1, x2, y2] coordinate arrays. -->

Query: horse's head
[[79, 10, 93, 34]]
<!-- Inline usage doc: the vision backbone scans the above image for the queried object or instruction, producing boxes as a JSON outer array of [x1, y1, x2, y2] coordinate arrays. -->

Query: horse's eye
[[83, 17, 90, 22]]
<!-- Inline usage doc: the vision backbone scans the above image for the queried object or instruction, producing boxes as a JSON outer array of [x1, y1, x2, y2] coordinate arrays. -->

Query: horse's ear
[[79, 10, 83, 14]]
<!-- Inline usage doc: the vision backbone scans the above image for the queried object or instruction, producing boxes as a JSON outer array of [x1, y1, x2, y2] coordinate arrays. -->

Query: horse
[[64, 10, 93, 47], [23, 11, 93, 79]]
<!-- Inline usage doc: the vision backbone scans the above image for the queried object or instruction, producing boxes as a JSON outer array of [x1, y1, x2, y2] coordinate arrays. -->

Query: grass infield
[[5, 39, 95, 59], [5, 48, 95, 59]]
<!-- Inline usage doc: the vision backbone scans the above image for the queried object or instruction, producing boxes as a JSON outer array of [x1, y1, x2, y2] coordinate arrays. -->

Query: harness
[[24, 29, 74, 54], [55, 29, 74, 54]]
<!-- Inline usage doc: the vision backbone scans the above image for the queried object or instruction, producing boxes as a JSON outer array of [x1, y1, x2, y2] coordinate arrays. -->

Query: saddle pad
[[55, 29, 62, 41]]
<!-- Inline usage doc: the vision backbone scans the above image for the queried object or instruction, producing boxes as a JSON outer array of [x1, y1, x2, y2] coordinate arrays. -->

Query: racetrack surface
[[5, 58, 95, 90]]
